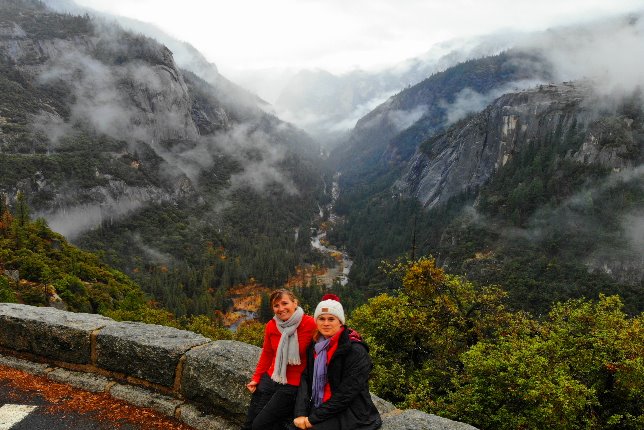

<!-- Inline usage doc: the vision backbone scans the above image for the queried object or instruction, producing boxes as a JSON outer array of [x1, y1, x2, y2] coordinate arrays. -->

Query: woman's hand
[[246, 380, 258, 393], [293, 416, 313, 429]]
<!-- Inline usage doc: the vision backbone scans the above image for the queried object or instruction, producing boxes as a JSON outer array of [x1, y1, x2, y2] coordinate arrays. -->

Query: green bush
[[0, 276, 18, 303], [351, 259, 644, 430]]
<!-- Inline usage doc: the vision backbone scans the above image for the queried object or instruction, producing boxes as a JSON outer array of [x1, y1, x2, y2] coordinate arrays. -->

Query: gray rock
[[96, 321, 209, 387], [3, 270, 19, 282], [0, 304, 480, 430], [371, 393, 397, 415], [178, 403, 241, 430], [181, 340, 260, 420], [382, 409, 479, 430], [396, 83, 620, 209], [0, 303, 114, 363], [109, 383, 183, 417], [47, 368, 112, 393], [0, 353, 49, 376]]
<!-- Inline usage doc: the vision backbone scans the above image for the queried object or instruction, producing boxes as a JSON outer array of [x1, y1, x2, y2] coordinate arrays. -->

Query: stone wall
[[0, 303, 478, 430]]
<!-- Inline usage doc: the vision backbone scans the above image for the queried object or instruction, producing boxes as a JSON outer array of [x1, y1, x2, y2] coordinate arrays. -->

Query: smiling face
[[316, 314, 342, 338], [272, 294, 298, 321]]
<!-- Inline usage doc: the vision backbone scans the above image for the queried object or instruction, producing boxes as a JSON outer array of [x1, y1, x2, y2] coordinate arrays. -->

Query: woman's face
[[316, 314, 342, 338], [273, 294, 298, 321]]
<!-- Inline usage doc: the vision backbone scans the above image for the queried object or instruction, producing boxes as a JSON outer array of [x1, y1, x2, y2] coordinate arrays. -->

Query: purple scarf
[[311, 337, 331, 408]]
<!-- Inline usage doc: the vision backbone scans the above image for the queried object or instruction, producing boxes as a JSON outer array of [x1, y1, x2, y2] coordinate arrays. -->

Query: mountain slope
[[330, 51, 552, 189], [0, 0, 327, 317], [330, 80, 643, 314], [397, 82, 638, 208], [326, 38, 643, 314]]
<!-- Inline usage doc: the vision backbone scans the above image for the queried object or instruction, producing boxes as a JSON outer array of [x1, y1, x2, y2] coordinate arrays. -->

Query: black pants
[[243, 373, 299, 430], [287, 416, 341, 430]]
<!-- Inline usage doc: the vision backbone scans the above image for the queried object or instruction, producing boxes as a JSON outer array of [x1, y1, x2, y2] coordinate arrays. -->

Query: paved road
[[0, 379, 132, 430], [0, 365, 193, 430]]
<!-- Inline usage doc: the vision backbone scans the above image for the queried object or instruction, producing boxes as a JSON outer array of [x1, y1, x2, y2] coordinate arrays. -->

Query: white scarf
[[271, 306, 304, 384]]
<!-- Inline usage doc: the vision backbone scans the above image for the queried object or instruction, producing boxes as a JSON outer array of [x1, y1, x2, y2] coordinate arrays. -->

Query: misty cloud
[[28, 25, 301, 209], [41, 197, 144, 239], [514, 165, 644, 273], [131, 233, 173, 264], [388, 105, 429, 132], [623, 210, 644, 255], [328, 93, 392, 132], [441, 79, 547, 125], [35, 44, 197, 146], [211, 125, 298, 195], [30, 111, 73, 146], [518, 13, 644, 100]]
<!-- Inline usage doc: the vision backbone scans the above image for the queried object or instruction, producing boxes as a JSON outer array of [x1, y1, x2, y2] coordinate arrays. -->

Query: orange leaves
[[0, 365, 193, 430]]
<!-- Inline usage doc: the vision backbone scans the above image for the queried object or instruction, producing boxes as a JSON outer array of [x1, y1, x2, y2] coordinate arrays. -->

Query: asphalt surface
[[0, 365, 195, 430], [0, 377, 140, 430]]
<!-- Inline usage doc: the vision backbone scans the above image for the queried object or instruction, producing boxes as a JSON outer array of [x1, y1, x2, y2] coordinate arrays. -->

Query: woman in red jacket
[[243, 289, 317, 430]]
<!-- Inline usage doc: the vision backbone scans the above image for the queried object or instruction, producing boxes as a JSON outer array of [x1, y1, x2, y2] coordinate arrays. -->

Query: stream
[[310, 173, 353, 287]]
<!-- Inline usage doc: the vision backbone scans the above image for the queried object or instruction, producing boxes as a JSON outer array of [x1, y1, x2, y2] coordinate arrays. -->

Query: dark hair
[[269, 289, 298, 307]]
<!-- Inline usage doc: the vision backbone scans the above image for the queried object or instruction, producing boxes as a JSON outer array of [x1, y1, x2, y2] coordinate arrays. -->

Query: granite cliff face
[[0, 16, 201, 142], [330, 51, 552, 185], [0, 1, 321, 224], [397, 82, 642, 208]]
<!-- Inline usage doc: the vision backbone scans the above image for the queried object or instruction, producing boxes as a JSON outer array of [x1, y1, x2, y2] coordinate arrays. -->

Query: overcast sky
[[73, 0, 643, 75]]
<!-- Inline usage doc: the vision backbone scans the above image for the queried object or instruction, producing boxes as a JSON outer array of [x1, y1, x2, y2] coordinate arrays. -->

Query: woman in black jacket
[[290, 294, 382, 430]]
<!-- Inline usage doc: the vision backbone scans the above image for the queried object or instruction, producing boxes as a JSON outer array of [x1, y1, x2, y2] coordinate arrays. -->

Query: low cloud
[[388, 105, 429, 132], [40, 197, 144, 240], [517, 13, 644, 101], [131, 233, 173, 265], [441, 79, 546, 125], [211, 125, 298, 195], [623, 210, 644, 256], [28, 23, 300, 224], [511, 165, 644, 272]]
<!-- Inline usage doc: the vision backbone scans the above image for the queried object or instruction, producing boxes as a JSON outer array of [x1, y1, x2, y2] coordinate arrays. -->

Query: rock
[[0, 303, 114, 364], [47, 368, 112, 393], [397, 83, 602, 209], [181, 340, 260, 420], [0, 303, 480, 430], [178, 403, 240, 430], [3, 270, 19, 282], [0, 353, 49, 376], [371, 393, 397, 415], [95, 321, 209, 387], [382, 409, 479, 430], [109, 383, 183, 417]]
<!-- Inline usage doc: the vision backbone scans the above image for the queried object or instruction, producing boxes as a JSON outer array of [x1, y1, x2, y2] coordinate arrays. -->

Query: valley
[[1, 2, 643, 428], [0, 0, 641, 323]]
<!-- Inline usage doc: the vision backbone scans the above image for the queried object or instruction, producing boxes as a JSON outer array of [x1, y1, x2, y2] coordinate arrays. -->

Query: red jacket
[[252, 314, 317, 386]]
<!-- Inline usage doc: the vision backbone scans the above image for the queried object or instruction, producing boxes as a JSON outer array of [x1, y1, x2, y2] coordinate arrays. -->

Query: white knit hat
[[314, 294, 345, 324]]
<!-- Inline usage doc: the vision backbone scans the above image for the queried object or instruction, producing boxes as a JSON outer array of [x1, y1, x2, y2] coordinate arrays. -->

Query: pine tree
[[16, 191, 29, 227]]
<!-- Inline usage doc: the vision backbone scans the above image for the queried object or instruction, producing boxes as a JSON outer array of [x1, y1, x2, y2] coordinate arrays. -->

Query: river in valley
[[310, 173, 353, 287]]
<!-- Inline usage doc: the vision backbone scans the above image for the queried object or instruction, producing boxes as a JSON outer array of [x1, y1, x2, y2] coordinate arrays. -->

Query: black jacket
[[294, 327, 382, 430]]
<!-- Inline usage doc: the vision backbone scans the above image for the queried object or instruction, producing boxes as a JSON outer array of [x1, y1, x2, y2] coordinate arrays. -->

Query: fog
[[442, 80, 546, 125], [512, 165, 643, 271], [41, 197, 144, 240], [524, 13, 644, 99], [29, 23, 298, 240]]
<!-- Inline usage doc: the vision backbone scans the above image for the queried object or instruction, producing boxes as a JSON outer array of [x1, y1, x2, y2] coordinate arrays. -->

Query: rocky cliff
[[0, 0, 326, 316], [330, 51, 552, 187], [325, 47, 642, 303], [397, 82, 642, 208]]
